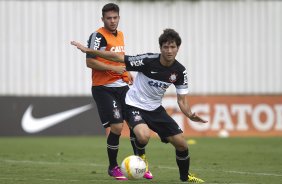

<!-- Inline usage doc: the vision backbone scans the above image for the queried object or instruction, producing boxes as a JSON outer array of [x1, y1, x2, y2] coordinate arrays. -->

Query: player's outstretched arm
[[71, 41, 124, 63], [177, 94, 208, 123], [86, 58, 126, 74]]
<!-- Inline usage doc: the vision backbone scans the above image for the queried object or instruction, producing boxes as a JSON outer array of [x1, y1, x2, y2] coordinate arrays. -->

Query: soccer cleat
[[108, 166, 128, 180], [140, 154, 153, 179], [143, 170, 153, 179], [187, 173, 204, 183]]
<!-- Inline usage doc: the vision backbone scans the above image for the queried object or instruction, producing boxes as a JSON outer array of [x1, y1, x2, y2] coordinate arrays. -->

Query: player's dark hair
[[159, 29, 182, 47], [102, 3, 120, 17]]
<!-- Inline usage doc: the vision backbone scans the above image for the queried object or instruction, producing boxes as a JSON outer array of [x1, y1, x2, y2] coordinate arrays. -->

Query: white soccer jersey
[[124, 53, 189, 111]]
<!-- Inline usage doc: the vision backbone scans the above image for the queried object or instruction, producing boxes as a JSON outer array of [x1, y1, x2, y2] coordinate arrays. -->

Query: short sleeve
[[174, 69, 189, 94]]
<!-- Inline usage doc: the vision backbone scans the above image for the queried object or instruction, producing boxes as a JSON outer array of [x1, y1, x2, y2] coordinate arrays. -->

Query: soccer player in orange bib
[[85, 3, 153, 180]]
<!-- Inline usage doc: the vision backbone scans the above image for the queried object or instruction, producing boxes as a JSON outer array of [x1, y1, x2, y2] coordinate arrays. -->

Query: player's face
[[102, 11, 120, 33], [160, 41, 179, 66]]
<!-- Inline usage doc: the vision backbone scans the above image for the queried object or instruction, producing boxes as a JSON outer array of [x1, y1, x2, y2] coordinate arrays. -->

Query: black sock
[[107, 131, 120, 169], [134, 138, 146, 156], [176, 149, 190, 181], [130, 129, 138, 155]]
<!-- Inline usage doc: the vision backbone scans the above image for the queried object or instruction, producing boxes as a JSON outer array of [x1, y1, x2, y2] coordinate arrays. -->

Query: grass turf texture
[[0, 137, 281, 184]]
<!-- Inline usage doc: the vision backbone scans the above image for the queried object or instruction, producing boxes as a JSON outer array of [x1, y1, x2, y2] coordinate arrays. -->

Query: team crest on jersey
[[113, 108, 121, 119], [169, 73, 178, 83], [133, 114, 142, 122]]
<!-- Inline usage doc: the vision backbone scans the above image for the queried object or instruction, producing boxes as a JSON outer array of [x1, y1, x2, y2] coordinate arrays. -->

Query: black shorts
[[125, 105, 183, 143], [92, 85, 129, 128]]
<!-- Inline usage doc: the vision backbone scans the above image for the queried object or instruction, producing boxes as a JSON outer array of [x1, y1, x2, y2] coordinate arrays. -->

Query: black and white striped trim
[[107, 144, 119, 150], [176, 155, 190, 161], [133, 141, 145, 150]]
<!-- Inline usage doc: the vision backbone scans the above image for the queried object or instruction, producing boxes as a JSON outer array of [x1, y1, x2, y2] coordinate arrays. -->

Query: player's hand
[[111, 65, 126, 74], [71, 41, 88, 53], [127, 72, 134, 85], [188, 112, 208, 123]]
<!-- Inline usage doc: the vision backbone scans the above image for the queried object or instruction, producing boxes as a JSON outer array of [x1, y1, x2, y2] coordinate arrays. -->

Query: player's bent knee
[[133, 124, 150, 143], [168, 135, 188, 151], [175, 143, 188, 151], [134, 129, 150, 144], [137, 135, 150, 145], [110, 122, 124, 134]]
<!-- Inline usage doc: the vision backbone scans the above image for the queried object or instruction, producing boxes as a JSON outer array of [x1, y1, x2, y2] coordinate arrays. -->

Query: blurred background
[[0, 0, 281, 137]]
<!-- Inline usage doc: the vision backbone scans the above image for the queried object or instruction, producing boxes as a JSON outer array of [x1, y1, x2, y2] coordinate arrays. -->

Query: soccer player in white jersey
[[71, 29, 208, 183]]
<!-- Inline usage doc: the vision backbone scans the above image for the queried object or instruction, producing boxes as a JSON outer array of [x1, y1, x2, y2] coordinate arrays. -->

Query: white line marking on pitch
[[156, 165, 282, 177], [2, 159, 282, 178], [1, 159, 105, 167], [0, 177, 250, 184]]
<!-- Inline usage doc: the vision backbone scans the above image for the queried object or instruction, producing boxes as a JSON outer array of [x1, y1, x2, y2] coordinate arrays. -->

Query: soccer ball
[[120, 155, 146, 179]]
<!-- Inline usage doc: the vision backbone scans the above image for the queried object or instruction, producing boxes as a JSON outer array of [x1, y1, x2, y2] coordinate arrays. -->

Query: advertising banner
[[121, 95, 282, 137], [0, 96, 281, 137], [165, 95, 282, 137], [0, 97, 104, 136]]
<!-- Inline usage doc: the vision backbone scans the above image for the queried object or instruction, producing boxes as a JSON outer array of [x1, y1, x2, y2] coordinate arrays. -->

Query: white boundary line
[[1, 159, 282, 178], [0, 159, 105, 167], [156, 165, 282, 177], [0, 177, 250, 184], [0, 177, 114, 183], [224, 170, 282, 177]]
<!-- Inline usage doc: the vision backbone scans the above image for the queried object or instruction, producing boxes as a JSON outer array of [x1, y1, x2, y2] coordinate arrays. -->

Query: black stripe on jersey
[[125, 53, 159, 71], [86, 32, 107, 58], [127, 53, 159, 62], [88, 32, 97, 50]]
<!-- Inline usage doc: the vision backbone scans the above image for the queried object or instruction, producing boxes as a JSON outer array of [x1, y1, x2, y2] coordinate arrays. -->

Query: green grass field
[[0, 136, 281, 184]]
